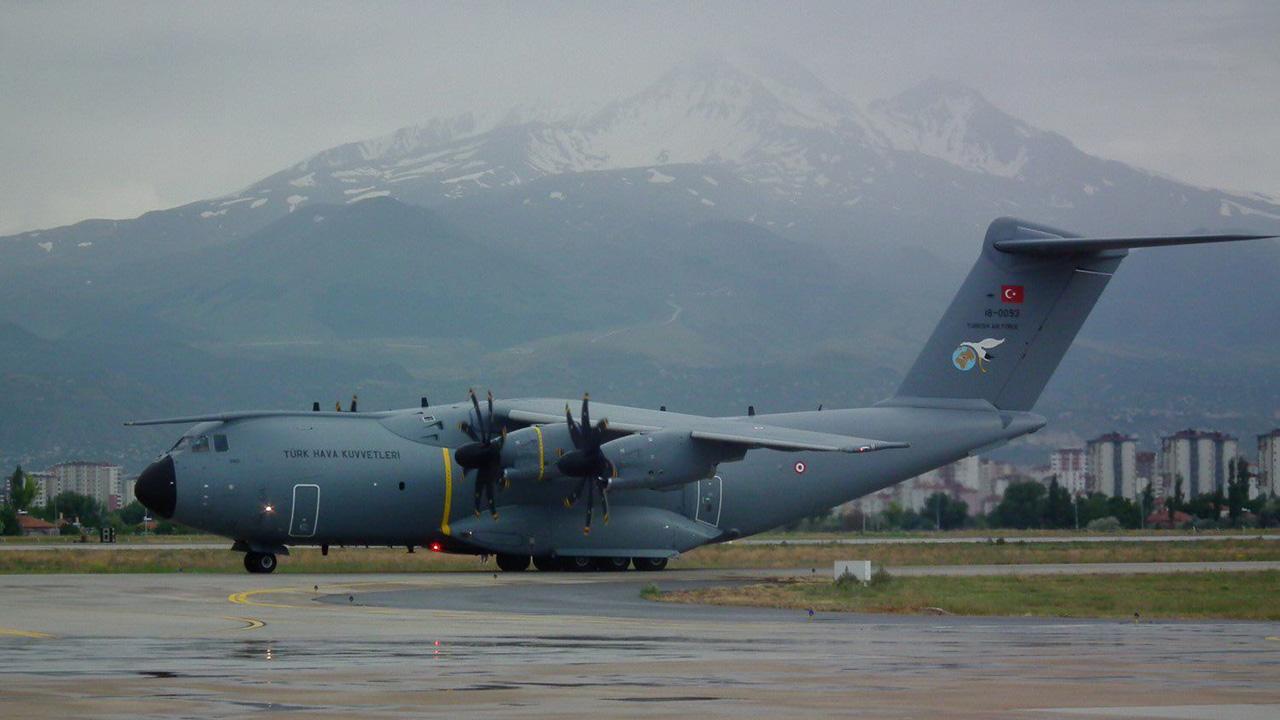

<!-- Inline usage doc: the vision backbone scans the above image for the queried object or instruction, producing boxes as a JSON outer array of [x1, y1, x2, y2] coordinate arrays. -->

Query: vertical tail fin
[[892, 217, 1271, 412]]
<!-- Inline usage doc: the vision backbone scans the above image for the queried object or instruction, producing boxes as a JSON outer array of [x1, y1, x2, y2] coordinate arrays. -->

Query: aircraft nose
[[135, 455, 177, 519]]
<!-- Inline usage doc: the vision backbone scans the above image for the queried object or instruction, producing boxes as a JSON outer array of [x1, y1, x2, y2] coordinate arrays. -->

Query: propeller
[[556, 394, 614, 534], [455, 389, 506, 519]]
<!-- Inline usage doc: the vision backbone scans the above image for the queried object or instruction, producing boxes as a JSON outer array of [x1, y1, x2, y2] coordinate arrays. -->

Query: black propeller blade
[[455, 389, 506, 519], [557, 394, 613, 534]]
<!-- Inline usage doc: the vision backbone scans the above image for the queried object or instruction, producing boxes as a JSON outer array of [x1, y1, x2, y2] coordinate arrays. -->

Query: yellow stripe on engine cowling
[[441, 447, 453, 536], [534, 425, 545, 481]]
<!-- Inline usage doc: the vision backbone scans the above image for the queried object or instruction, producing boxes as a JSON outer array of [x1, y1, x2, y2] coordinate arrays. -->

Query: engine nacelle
[[499, 423, 575, 483], [602, 431, 727, 491]]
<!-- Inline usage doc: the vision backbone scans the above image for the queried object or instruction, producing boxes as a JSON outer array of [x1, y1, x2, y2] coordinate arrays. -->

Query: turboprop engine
[[499, 423, 575, 484], [601, 430, 739, 491], [500, 425, 738, 492]]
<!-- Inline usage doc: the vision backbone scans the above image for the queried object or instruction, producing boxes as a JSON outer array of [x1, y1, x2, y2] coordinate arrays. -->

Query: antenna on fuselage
[[421, 396, 429, 408], [349, 395, 358, 412], [312, 401, 320, 412], [747, 405, 755, 417]]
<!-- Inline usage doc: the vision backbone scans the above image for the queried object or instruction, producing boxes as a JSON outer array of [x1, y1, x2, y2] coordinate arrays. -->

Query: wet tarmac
[[1, 569, 1277, 718]]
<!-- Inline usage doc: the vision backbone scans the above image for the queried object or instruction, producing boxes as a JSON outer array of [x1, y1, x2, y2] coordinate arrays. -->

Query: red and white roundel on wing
[[794, 461, 807, 474]]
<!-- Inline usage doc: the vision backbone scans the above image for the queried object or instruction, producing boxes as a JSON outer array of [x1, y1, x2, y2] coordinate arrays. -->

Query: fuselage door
[[694, 475, 723, 527], [289, 483, 320, 538]]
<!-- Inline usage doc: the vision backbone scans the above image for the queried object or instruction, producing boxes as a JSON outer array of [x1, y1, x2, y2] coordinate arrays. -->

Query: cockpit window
[[213, 434, 229, 452], [190, 435, 210, 453]]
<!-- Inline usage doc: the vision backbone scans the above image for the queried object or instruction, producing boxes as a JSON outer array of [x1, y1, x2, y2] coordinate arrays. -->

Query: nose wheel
[[244, 551, 278, 574]]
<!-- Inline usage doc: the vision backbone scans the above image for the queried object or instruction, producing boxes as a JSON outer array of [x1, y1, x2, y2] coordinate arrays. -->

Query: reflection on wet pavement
[[0, 571, 1276, 719]]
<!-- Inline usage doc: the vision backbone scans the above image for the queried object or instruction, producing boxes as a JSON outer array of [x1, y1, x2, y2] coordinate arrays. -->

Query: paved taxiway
[[1, 568, 1277, 719]]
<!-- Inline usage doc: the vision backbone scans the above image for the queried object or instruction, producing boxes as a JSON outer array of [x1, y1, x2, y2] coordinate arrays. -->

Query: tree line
[[1, 465, 193, 536], [788, 459, 1279, 532]]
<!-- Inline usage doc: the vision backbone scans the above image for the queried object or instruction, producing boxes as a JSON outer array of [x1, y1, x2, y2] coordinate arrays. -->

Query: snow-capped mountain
[[8, 50, 1278, 266], [866, 77, 1049, 178], [177, 51, 1280, 237], [232, 51, 888, 216]]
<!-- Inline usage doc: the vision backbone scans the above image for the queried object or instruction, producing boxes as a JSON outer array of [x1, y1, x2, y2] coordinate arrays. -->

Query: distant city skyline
[[2, 1, 1279, 235]]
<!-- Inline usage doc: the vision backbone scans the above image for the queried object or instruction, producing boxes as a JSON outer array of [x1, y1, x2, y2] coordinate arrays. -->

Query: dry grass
[[658, 571, 1280, 620], [669, 538, 1280, 569], [0, 546, 487, 574], [2, 537, 1277, 575]]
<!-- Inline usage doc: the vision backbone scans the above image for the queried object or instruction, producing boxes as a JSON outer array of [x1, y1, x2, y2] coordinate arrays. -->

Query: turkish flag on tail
[[1001, 285, 1024, 304]]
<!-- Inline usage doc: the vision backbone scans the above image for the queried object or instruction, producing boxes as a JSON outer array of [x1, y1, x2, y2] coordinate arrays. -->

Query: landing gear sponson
[[233, 549, 666, 573], [495, 554, 668, 572]]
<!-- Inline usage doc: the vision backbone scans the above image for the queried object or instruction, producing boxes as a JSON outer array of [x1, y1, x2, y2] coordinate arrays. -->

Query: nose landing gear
[[244, 551, 278, 574]]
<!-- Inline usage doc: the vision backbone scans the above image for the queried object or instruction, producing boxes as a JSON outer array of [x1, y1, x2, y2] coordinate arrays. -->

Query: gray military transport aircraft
[[129, 218, 1273, 573]]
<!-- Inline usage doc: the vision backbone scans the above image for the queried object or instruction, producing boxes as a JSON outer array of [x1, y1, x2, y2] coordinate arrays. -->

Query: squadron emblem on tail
[[952, 338, 1005, 373]]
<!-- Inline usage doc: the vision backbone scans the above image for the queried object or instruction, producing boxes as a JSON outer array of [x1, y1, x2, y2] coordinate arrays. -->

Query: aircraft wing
[[124, 410, 396, 426], [504, 402, 907, 454]]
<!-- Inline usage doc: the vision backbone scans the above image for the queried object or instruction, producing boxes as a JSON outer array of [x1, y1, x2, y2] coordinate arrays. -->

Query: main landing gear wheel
[[633, 557, 668, 571], [495, 554, 531, 572], [592, 556, 631, 571], [562, 556, 594, 572], [531, 556, 559, 572], [244, 551, 277, 574]]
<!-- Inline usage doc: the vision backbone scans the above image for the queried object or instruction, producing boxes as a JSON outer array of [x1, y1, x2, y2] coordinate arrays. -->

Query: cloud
[[1, 1, 1278, 234]]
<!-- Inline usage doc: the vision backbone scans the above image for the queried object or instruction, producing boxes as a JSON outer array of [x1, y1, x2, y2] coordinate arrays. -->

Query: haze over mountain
[[2, 52, 1277, 472]]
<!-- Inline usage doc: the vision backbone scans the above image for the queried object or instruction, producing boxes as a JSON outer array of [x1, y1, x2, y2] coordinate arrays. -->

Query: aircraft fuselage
[[142, 399, 1042, 560]]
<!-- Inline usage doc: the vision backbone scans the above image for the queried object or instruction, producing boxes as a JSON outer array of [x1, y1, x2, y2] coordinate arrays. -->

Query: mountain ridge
[[1, 53, 1277, 473]]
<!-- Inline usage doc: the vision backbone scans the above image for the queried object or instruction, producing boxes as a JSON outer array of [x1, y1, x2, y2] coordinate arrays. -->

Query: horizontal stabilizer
[[994, 231, 1274, 255]]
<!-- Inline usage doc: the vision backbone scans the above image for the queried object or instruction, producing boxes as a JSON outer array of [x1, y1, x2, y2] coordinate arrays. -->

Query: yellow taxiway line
[[227, 588, 311, 609], [0, 627, 54, 639], [222, 615, 266, 631]]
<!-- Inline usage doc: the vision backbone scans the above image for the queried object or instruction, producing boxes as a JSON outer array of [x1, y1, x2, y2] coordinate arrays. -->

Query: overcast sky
[[2, 0, 1277, 236]]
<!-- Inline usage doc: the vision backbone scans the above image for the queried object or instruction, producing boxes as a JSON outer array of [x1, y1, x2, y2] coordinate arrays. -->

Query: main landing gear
[[244, 551, 278, 574], [495, 554, 531, 572], [495, 554, 669, 572]]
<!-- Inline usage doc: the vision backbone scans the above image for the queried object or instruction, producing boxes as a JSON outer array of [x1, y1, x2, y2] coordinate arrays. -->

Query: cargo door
[[288, 483, 320, 537], [693, 475, 722, 528]]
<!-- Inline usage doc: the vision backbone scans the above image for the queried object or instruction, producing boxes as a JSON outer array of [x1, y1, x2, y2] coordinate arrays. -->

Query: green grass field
[[655, 571, 1280, 620]]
